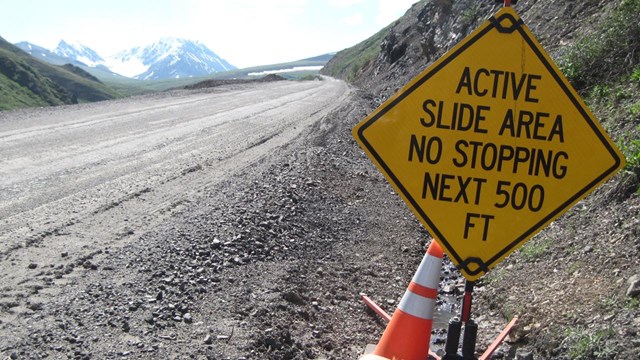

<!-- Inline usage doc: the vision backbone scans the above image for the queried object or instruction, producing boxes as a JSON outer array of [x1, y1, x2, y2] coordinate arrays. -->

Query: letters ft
[[464, 213, 494, 241]]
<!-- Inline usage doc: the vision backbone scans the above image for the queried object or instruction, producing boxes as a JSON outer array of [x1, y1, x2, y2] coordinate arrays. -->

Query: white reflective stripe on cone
[[412, 253, 442, 289], [397, 291, 436, 320], [360, 355, 390, 360]]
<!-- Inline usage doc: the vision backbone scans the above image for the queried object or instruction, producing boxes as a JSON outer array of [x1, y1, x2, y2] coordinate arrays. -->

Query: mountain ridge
[[55, 40, 105, 67], [108, 37, 236, 80], [18, 38, 236, 81], [1, 36, 120, 110], [16, 41, 125, 81], [1, 37, 76, 109], [14, 38, 336, 83]]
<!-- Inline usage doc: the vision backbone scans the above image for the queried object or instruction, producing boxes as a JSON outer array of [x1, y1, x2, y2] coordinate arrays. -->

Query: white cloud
[[329, 0, 366, 8], [376, 0, 417, 26], [173, 0, 311, 67], [1, 0, 422, 70], [342, 12, 364, 26]]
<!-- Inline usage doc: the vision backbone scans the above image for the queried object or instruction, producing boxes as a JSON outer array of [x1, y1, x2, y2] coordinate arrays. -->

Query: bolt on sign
[[353, 7, 625, 281]]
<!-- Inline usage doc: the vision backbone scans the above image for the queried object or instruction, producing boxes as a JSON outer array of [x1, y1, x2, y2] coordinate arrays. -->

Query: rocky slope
[[325, 0, 614, 102], [323, 0, 640, 358]]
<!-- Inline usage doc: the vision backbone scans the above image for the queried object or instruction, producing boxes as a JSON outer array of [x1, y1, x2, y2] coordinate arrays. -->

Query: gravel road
[[1, 78, 465, 359], [0, 78, 349, 331]]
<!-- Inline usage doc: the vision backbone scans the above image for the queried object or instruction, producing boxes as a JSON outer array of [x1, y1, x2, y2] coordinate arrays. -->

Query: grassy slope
[[320, 24, 392, 82], [0, 71, 50, 110], [0, 46, 74, 109], [557, 0, 640, 167], [0, 36, 120, 110], [27, 60, 121, 103]]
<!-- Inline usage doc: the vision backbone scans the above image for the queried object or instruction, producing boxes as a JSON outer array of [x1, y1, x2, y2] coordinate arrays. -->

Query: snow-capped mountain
[[54, 40, 105, 67], [15, 41, 124, 79], [16, 41, 93, 68], [106, 37, 236, 80], [15, 38, 236, 80]]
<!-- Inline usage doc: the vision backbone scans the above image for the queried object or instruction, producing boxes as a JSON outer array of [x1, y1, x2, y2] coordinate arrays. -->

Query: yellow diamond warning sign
[[353, 7, 625, 281]]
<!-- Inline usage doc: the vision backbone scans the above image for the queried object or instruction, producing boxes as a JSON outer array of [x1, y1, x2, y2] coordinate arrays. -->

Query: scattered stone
[[515, 350, 534, 360], [28, 263, 38, 269], [442, 285, 455, 294], [27, 302, 43, 311], [282, 291, 305, 305], [204, 334, 212, 344], [128, 302, 139, 311], [626, 274, 640, 297], [183, 313, 192, 323]]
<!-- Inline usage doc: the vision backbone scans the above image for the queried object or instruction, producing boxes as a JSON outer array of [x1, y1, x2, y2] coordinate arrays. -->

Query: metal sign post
[[443, 281, 477, 359]]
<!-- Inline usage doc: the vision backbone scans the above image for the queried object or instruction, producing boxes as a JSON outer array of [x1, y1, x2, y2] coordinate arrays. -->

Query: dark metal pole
[[442, 318, 463, 360], [462, 320, 478, 359]]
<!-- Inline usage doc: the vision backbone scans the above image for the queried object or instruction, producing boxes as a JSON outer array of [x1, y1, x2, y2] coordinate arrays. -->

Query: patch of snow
[[142, 71, 155, 80], [105, 57, 148, 78], [248, 66, 324, 76], [76, 56, 100, 67]]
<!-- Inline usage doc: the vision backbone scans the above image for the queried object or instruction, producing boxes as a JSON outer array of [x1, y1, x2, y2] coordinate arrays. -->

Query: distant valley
[[1, 35, 334, 111], [15, 38, 334, 82]]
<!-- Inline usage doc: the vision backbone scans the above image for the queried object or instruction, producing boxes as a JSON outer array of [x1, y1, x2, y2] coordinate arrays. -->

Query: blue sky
[[0, 0, 418, 68]]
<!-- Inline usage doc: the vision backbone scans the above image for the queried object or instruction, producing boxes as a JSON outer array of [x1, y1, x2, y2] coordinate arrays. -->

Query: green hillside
[[320, 24, 392, 82], [0, 71, 64, 110], [0, 36, 120, 110]]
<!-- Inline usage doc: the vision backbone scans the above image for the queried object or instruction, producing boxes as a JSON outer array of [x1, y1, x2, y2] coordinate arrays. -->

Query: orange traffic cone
[[374, 240, 443, 360]]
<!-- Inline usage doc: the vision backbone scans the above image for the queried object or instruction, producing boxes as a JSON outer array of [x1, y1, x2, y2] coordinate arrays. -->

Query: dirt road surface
[[1, 78, 348, 285], [0, 78, 465, 359], [2, 78, 415, 357]]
